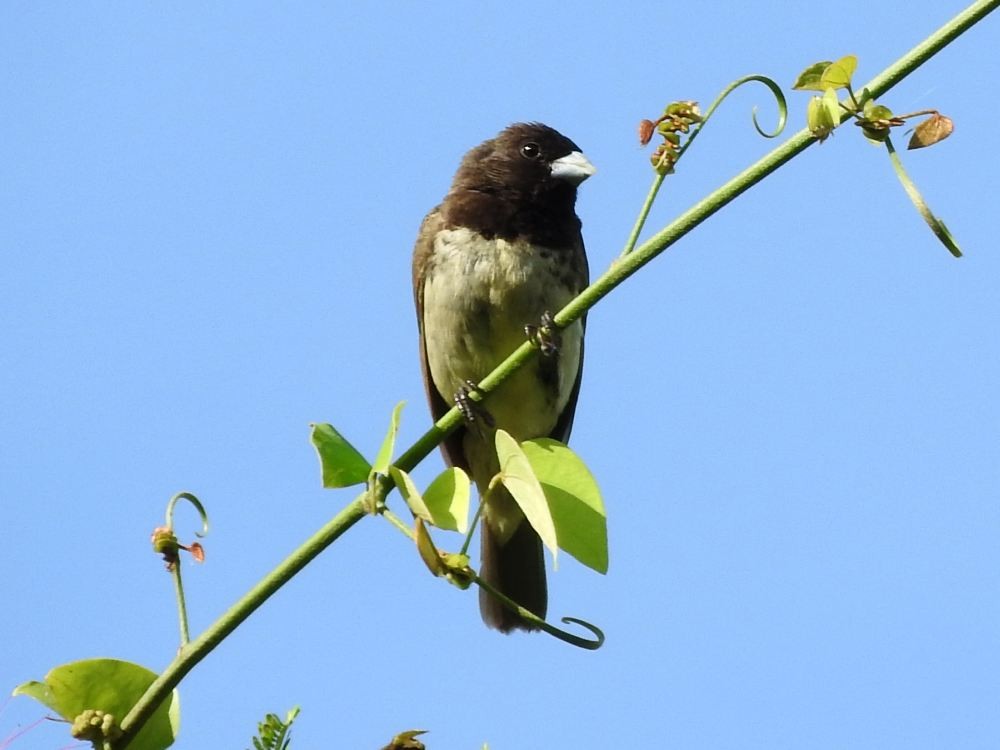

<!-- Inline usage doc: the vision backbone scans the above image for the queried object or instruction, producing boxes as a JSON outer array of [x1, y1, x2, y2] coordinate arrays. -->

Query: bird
[[412, 122, 594, 631]]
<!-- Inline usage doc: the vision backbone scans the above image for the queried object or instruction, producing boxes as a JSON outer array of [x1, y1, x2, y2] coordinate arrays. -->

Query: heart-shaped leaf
[[522, 439, 608, 574], [373, 402, 405, 474], [423, 467, 471, 533], [494, 430, 558, 564]]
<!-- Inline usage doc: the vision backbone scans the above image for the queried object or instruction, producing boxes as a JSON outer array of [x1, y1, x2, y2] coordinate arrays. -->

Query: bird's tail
[[479, 514, 547, 632]]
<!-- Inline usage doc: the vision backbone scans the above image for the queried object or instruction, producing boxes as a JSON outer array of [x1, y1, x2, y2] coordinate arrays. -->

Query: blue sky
[[3, 2, 998, 749]]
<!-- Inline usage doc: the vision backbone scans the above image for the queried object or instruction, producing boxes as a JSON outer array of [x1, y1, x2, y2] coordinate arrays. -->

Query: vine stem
[[163, 492, 207, 648], [115, 1, 998, 745], [621, 172, 666, 256], [117, 493, 368, 747], [173, 565, 190, 647], [459, 498, 486, 557]]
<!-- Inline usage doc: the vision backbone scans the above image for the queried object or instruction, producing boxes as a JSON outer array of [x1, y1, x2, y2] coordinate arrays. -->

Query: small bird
[[412, 123, 594, 631]]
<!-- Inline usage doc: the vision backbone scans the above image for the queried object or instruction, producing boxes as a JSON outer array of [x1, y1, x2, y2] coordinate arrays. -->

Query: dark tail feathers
[[479, 518, 547, 632]]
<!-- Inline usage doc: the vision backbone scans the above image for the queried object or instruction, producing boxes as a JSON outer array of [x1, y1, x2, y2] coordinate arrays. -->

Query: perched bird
[[412, 123, 594, 631]]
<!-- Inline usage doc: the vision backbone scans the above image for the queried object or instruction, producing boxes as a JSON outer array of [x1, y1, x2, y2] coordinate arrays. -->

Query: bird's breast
[[422, 228, 583, 440]]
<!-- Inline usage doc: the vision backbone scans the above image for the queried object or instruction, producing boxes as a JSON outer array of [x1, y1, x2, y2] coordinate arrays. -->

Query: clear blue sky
[[3, 3, 998, 749]]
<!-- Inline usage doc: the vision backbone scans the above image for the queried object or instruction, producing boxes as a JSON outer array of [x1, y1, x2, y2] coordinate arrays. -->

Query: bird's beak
[[550, 151, 596, 186]]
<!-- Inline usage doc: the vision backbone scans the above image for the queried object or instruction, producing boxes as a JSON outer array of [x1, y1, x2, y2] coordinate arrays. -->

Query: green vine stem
[[458, 498, 485, 557], [382, 507, 416, 540], [115, 1, 997, 745], [621, 171, 667, 258], [173, 560, 190, 647], [163, 492, 209, 646]]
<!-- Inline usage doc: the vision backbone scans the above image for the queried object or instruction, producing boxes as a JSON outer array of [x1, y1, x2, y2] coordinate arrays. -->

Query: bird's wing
[[412, 206, 470, 473], [548, 231, 589, 445]]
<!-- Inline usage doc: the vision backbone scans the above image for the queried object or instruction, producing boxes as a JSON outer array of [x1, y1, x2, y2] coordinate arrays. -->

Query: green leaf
[[494, 430, 558, 564], [522, 439, 608, 574], [820, 54, 857, 90], [423, 467, 471, 533], [12, 680, 57, 712], [389, 466, 432, 522], [822, 87, 842, 125], [310, 423, 371, 488], [373, 401, 405, 474], [792, 60, 833, 91], [863, 100, 894, 121], [390, 466, 470, 534], [14, 659, 180, 750]]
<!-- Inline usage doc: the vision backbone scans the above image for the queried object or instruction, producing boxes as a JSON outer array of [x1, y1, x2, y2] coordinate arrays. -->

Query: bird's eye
[[520, 142, 541, 160]]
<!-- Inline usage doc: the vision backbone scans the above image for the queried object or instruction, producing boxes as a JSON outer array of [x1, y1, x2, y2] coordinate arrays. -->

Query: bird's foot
[[525, 310, 560, 357], [454, 380, 495, 427]]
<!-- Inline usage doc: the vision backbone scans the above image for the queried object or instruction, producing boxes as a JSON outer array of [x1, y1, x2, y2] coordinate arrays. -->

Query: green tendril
[[474, 576, 605, 650], [623, 74, 787, 257], [165, 491, 209, 538]]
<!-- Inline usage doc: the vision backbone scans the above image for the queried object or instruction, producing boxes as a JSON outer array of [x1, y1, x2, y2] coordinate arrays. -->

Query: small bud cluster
[[638, 101, 703, 175], [151, 526, 180, 569], [71, 708, 123, 743], [441, 552, 475, 590], [855, 100, 905, 143], [151, 526, 205, 570]]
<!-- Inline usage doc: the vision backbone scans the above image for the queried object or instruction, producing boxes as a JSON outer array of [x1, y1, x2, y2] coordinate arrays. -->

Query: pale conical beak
[[550, 151, 596, 186]]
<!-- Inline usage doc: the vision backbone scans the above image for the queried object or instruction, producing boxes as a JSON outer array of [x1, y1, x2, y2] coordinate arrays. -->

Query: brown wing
[[547, 230, 589, 445], [412, 206, 470, 473]]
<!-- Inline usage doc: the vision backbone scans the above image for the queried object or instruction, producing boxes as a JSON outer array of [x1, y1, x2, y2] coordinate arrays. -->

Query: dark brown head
[[443, 123, 595, 244]]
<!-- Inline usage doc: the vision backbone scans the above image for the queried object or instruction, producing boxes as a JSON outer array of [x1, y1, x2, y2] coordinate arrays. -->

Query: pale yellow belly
[[422, 228, 582, 440]]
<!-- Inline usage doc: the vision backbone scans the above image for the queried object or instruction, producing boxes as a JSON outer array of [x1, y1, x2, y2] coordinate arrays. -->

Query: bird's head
[[453, 122, 596, 199]]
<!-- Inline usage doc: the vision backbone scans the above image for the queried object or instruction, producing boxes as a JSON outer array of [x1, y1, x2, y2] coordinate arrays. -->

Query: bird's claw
[[454, 380, 495, 427], [525, 310, 560, 356]]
